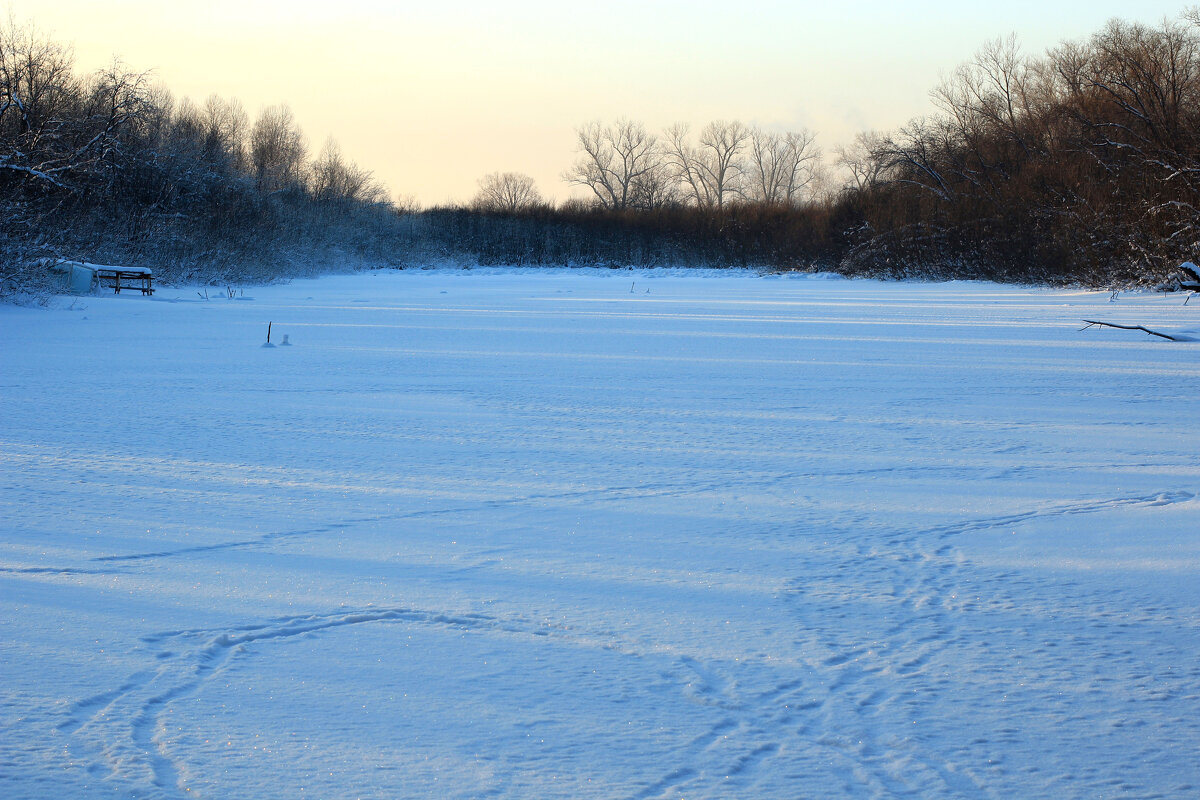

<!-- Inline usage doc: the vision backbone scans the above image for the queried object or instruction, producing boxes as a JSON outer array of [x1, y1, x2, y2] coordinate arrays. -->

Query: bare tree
[[563, 119, 659, 210], [934, 36, 1039, 151], [310, 137, 384, 203], [472, 171, 543, 212], [393, 193, 421, 214], [835, 131, 887, 192], [201, 94, 247, 170], [746, 126, 819, 206], [1079, 18, 1200, 258], [250, 104, 306, 192], [139, 83, 175, 148], [873, 117, 957, 202], [54, 58, 155, 198], [664, 120, 750, 209], [1085, 19, 1200, 157], [0, 16, 77, 137], [0, 17, 88, 192], [628, 156, 681, 209], [924, 34, 1051, 205]]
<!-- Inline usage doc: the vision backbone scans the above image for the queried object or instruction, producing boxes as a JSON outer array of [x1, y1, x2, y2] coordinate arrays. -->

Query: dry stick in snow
[[1080, 320, 1180, 341]]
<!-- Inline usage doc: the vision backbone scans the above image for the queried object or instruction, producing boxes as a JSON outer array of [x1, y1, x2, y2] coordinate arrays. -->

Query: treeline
[[441, 12, 1200, 286], [0, 19, 412, 296], [417, 120, 829, 271], [5, 12, 1200, 294], [408, 203, 837, 271]]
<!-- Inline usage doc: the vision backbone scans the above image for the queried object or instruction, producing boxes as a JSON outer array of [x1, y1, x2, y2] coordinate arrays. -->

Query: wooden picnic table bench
[[95, 267, 153, 295]]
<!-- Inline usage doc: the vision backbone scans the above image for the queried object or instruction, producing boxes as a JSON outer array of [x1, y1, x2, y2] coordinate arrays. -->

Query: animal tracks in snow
[[59, 606, 571, 798], [61, 602, 945, 800]]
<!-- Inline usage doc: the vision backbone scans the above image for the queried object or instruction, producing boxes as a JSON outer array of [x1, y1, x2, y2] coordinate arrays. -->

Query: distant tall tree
[[835, 131, 886, 192], [249, 104, 305, 192], [664, 120, 750, 209], [627, 155, 681, 209], [472, 171, 543, 212], [564, 119, 660, 210], [201, 94, 247, 171], [746, 127, 820, 206], [310, 137, 384, 203]]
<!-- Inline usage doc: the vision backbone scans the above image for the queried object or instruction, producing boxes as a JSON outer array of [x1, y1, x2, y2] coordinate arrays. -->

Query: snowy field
[[2, 268, 1199, 800]]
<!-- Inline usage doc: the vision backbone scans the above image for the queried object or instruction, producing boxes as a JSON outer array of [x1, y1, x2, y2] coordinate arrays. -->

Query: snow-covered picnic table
[[94, 265, 153, 295]]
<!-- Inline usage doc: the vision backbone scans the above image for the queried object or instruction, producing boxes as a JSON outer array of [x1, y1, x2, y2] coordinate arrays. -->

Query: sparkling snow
[[2, 269, 1199, 799]]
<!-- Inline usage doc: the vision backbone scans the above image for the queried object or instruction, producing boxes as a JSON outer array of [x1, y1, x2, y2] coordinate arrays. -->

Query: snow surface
[[2, 268, 1199, 799]]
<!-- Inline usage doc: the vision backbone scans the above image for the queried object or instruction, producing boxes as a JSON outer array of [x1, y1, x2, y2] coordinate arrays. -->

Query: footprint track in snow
[[769, 491, 1200, 797], [65, 606, 820, 800], [62, 606, 576, 798]]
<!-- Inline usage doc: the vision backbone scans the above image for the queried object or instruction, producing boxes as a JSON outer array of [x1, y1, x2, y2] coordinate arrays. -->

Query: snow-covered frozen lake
[[2, 269, 1199, 799]]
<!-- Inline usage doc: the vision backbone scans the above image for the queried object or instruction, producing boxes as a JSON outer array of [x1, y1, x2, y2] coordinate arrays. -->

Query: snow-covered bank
[[2, 270, 1199, 799]]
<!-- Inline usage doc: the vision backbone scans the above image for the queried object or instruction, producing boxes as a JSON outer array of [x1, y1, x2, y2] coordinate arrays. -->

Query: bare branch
[[1080, 320, 1181, 340]]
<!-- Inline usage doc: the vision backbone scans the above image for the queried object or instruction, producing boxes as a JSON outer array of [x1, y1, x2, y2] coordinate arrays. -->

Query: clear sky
[[8, 0, 1190, 205]]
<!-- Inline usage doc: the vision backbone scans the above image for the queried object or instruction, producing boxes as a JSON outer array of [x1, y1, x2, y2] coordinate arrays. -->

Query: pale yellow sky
[[9, 0, 1189, 205]]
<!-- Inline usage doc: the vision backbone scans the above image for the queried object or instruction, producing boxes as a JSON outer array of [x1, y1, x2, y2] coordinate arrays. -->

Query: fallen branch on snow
[[1080, 320, 1181, 341]]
